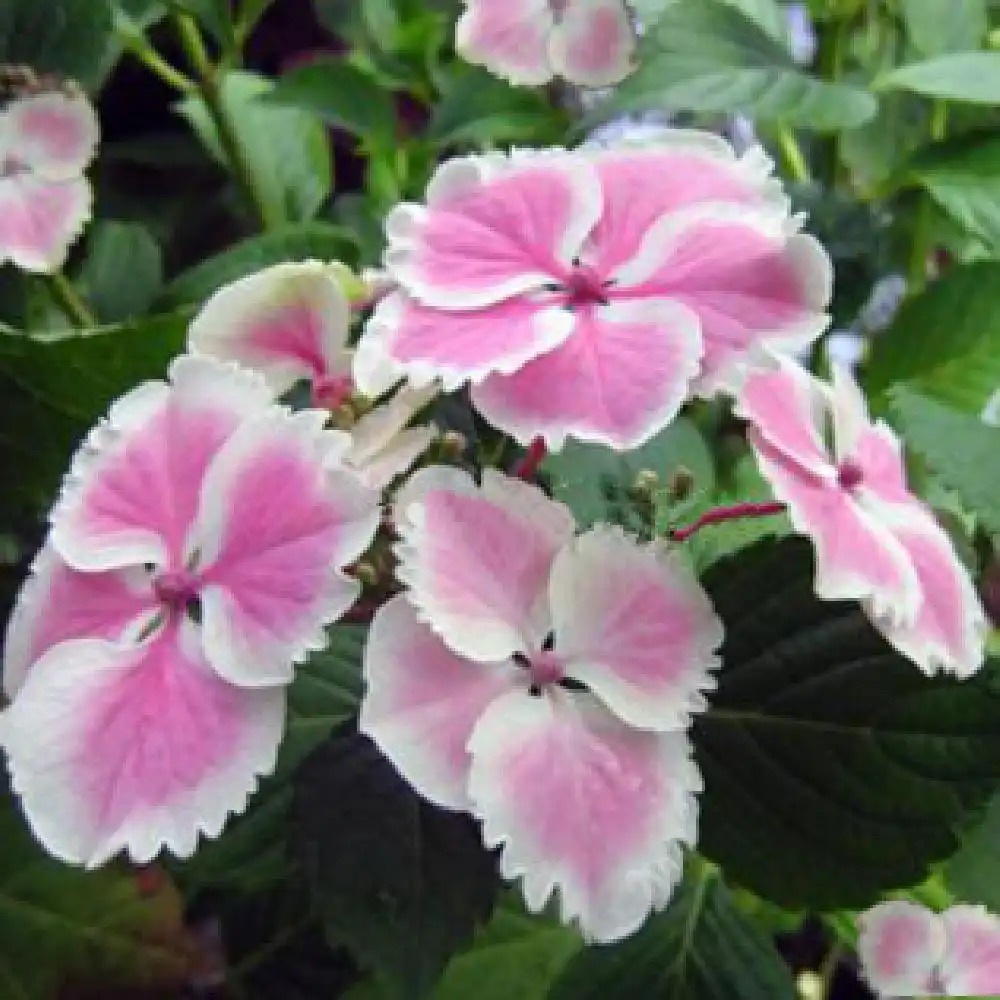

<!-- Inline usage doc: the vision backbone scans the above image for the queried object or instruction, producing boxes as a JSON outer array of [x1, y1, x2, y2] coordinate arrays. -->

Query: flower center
[[563, 263, 610, 309], [549, 0, 569, 16], [0, 155, 27, 179], [153, 569, 201, 610], [836, 461, 864, 490], [311, 373, 354, 410], [529, 650, 565, 689]]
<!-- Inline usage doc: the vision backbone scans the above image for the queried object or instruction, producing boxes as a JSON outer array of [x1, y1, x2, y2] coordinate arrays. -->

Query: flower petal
[[0, 622, 285, 867], [359, 596, 516, 812], [856, 901, 945, 997], [550, 526, 722, 731], [868, 505, 988, 678], [188, 261, 353, 397], [615, 205, 832, 393], [385, 151, 602, 309], [196, 409, 380, 687], [50, 356, 273, 572], [455, 0, 555, 86], [467, 688, 699, 943], [472, 297, 703, 450], [0, 174, 91, 273], [2, 545, 154, 699], [360, 290, 575, 392], [5, 91, 99, 178], [750, 435, 920, 621], [941, 905, 1000, 995], [548, 0, 635, 87], [395, 467, 575, 661]]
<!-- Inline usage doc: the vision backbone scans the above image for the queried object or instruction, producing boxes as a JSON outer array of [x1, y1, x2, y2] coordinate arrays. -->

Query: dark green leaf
[[265, 58, 398, 145], [888, 387, 1000, 533], [864, 262, 1000, 413], [0, 0, 113, 90], [293, 730, 498, 1000], [157, 222, 358, 308], [176, 71, 333, 227], [548, 863, 795, 1000], [695, 536, 1000, 908], [900, 0, 987, 56], [170, 0, 233, 45], [876, 52, 1000, 103], [590, 0, 876, 131], [78, 221, 163, 323], [946, 789, 1000, 909]]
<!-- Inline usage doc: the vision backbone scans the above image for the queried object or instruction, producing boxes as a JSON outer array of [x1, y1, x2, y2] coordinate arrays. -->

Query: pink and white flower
[[735, 355, 987, 678], [0, 88, 98, 272], [455, 0, 636, 88], [1, 355, 380, 865], [858, 901, 1000, 996], [189, 262, 437, 488], [361, 467, 722, 941], [354, 133, 831, 450]]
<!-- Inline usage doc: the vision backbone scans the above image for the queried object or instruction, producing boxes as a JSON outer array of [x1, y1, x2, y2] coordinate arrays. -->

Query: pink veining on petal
[[857, 901, 945, 996], [0, 174, 90, 272], [548, 0, 635, 87], [5, 91, 98, 177], [941, 905, 1000, 995], [455, 0, 555, 85]]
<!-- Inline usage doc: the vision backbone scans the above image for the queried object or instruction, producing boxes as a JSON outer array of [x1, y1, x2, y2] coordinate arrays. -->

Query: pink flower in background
[[735, 355, 987, 677], [361, 467, 722, 941], [455, 0, 636, 88], [858, 901, 1000, 996], [1, 355, 380, 865], [354, 132, 831, 450], [0, 89, 98, 272]]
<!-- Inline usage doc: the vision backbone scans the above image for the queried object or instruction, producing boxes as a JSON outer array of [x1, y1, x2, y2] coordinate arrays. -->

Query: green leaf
[[265, 58, 398, 146], [864, 262, 1000, 413], [888, 387, 1000, 533], [0, 791, 194, 997], [695, 536, 1000, 909], [946, 790, 1000, 909], [157, 222, 359, 308], [900, 0, 987, 56], [0, 0, 114, 90], [548, 862, 795, 1000], [906, 134, 1000, 253], [293, 730, 498, 1000], [428, 64, 569, 148], [176, 70, 333, 226], [544, 417, 714, 530], [0, 313, 186, 525], [590, 0, 876, 131], [77, 221, 163, 323], [876, 52, 1000, 104], [170, 0, 233, 45]]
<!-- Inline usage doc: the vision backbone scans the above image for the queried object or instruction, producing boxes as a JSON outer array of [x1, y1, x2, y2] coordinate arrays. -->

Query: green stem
[[116, 29, 196, 93], [908, 195, 933, 292], [173, 13, 273, 230], [930, 99, 948, 143], [776, 125, 812, 184], [48, 272, 96, 328], [819, 945, 841, 1000]]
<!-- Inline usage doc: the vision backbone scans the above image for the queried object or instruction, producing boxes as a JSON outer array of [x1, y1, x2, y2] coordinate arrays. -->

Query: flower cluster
[[858, 900, 1000, 995]]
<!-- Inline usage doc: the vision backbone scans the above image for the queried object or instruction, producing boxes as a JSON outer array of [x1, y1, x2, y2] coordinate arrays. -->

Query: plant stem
[[48, 271, 97, 327], [512, 437, 547, 481], [670, 501, 786, 542], [116, 29, 196, 93], [930, 99, 948, 143], [819, 944, 841, 1000], [173, 13, 272, 230], [776, 126, 812, 184]]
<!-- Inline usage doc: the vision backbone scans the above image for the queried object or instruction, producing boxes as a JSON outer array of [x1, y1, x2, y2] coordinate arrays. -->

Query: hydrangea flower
[[361, 467, 723, 941], [455, 0, 636, 88], [354, 131, 831, 450], [189, 261, 437, 488], [735, 354, 987, 677], [1, 355, 380, 865], [0, 88, 98, 272], [858, 901, 1000, 996]]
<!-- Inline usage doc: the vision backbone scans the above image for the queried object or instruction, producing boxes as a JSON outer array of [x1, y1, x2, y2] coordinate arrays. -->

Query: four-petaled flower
[[360, 467, 723, 942], [858, 901, 1000, 996], [354, 131, 831, 451], [0, 88, 98, 272], [0, 356, 380, 865], [189, 261, 438, 489], [735, 354, 987, 678], [456, 0, 636, 88]]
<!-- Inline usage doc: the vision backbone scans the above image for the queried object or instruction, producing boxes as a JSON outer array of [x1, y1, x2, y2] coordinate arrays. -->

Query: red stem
[[512, 437, 547, 481], [670, 501, 786, 542]]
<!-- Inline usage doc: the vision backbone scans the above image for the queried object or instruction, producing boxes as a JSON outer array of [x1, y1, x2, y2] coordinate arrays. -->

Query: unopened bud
[[796, 970, 823, 1000], [328, 402, 357, 430], [438, 430, 467, 460], [352, 561, 380, 588]]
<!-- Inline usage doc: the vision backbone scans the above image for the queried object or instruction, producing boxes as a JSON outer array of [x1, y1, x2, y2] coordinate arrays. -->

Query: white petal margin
[[550, 526, 723, 732], [940, 904, 1000, 995], [467, 687, 699, 943], [5, 91, 99, 179], [856, 901, 946, 997], [548, 0, 636, 88], [0, 622, 285, 868], [359, 596, 517, 812], [187, 261, 353, 397], [195, 408, 380, 688], [394, 467, 576, 662]]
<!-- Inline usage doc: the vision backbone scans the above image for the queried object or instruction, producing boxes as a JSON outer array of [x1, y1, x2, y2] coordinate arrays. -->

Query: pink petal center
[[311, 373, 354, 410], [530, 649, 565, 687], [563, 262, 611, 309], [152, 569, 201, 610], [837, 461, 864, 491]]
